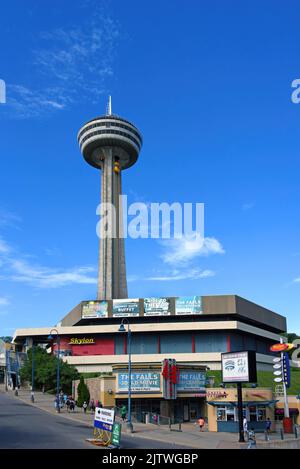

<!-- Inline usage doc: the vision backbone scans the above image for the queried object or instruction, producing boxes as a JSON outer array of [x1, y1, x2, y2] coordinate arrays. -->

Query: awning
[[246, 400, 278, 407], [207, 401, 236, 407], [207, 400, 278, 407], [275, 408, 299, 415]]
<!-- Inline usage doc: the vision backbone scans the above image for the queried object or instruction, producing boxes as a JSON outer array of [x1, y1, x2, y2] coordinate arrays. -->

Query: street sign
[[111, 423, 122, 447], [94, 407, 115, 431]]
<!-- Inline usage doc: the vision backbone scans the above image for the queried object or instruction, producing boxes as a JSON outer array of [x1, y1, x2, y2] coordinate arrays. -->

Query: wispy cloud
[[146, 268, 215, 281], [242, 202, 255, 211], [0, 297, 10, 307], [0, 236, 97, 288], [9, 260, 97, 288], [0, 209, 22, 229], [160, 234, 225, 265], [5, 4, 120, 118], [293, 277, 300, 283], [0, 238, 11, 254]]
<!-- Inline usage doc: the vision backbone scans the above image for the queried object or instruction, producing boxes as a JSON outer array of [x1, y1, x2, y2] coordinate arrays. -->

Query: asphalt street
[[0, 392, 190, 449]]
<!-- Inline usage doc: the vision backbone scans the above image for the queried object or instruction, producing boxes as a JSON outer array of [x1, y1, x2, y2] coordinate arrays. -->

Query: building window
[[216, 406, 236, 421]]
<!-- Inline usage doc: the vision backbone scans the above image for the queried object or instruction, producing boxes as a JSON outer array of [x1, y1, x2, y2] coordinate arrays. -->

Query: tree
[[20, 346, 79, 394], [77, 376, 90, 407]]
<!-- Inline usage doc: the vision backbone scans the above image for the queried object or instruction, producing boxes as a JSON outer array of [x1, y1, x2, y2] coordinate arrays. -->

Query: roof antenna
[[106, 95, 112, 116]]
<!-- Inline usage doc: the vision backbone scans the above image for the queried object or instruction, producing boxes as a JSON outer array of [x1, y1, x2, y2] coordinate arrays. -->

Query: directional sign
[[111, 423, 122, 447]]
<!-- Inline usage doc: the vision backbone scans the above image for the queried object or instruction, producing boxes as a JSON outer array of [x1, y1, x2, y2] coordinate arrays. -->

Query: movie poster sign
[[112, 299, 140, 317], [118, 372, 161, 392], [82, 300, 108, 319], [175, 296, 202, 315], [177, 371, 206, 391], [144, 297, 171, 316]]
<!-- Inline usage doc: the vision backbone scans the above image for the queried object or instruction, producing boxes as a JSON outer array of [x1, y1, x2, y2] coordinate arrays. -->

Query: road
[[0, 392, 190, 449]]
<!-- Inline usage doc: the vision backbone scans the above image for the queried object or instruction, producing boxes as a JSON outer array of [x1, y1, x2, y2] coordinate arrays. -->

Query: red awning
[[275, 408, 299, 415]]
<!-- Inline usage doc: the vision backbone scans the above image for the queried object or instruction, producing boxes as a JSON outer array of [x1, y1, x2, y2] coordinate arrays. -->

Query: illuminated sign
[[270, 343, 294, 352], [68, 337, 95, 345], [221, 351, 257, 383]]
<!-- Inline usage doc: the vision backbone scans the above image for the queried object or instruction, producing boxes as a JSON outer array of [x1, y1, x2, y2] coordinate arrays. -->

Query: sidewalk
[[2, 387, 299, 449]]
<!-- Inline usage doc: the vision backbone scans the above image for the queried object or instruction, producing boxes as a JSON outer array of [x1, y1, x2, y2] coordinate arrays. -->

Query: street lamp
[[31, 342, 35, 403], [118, 319, 133, 433], [48, 328, 60, 413]]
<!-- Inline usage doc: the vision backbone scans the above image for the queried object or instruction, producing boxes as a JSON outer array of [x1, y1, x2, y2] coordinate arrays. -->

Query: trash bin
[[283, 417, 293, 433]]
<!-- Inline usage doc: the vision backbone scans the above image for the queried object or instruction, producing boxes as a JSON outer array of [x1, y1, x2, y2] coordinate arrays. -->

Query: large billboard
[[82, 300, 108, 319], [117, 371, 161, 392], [144, 297, 171, 316], [112, 299, 140, 317], [175, 296, 202, 315], [177, 371, 206, 391], [221, 351, 257, 383]]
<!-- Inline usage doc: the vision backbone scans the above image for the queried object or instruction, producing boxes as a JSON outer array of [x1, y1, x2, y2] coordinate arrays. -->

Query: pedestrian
[[265, 418, 272, 440], [83, 401, 88, 413], [247, 428, 256, 449], [197, 416, 205, 432], [69, 399, 75, 412], [66, 398, 70, 412], [243, 417, 248, 440], [89, 398, 95, 413], [121, 405, 127, 422]]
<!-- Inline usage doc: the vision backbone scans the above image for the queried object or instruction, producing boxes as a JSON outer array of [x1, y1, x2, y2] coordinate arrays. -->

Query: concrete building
[[13, 294, 286, 375], [77, 97, 142, 300]]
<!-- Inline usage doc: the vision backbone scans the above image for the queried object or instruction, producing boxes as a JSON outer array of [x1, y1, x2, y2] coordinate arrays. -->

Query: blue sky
[[0, 0, 300, 334]]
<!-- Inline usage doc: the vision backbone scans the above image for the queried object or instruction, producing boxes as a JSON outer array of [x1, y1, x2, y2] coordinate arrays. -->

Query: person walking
[[243, 417, 248, 440], [197, 417, 205, 432], [121, 405, 127, 422], [265, 418, 272, 440], [83, 401, 88, 414], [89, 399, 95, 413], [69, 399, 75, 412], [247, 428, 256, 449]]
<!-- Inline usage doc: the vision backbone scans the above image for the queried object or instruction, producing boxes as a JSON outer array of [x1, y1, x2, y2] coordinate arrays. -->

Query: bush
[[77, 376, 90, 407]]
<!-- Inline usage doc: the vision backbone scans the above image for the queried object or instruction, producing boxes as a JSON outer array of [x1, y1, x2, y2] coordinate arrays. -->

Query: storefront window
[[217, 407, 226, 421], [226, 408, 235, 421], [257, 407, 267, 421], [217, 406, 235, 421]]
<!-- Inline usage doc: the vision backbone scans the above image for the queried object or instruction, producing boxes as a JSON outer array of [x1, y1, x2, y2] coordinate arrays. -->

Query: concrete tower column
[[98, 148, 128, 300], [78, 99, 142, 301]]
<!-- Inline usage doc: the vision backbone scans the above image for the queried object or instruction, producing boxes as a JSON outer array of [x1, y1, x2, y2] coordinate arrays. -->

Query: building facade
[[13, 294, 286, 374]]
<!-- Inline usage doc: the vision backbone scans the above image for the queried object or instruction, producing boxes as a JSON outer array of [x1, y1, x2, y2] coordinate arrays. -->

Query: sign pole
[[237, 382, 245, 442], [280, 338, 290, 418]]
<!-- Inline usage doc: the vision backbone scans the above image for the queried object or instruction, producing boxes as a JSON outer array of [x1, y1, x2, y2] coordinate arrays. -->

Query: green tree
[[20, 346, 79, 394], [77, 376, 90, 407]]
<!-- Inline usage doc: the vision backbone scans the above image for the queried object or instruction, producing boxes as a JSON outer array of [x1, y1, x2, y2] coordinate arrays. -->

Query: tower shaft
[[98, 148, 127, 300]]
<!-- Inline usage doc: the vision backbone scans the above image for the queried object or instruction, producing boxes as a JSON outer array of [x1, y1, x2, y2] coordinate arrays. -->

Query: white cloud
[[0, 209, 22, 229], [242, 203, 255, 211], [0, 238, 11, 254], [294, 278, 300, 283], [5, 5, 120, 118], [0, 297, 10, 306], [161, 234, 225, 265], [147, 268, 215, 281], [9, 260, 97, 288], [0, 236, 97, 289]]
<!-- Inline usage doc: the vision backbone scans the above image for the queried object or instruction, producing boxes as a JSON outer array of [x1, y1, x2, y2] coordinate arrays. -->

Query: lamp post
[[31, 343, 35, 403], [48, 329, 60, 413], [118, 319, 133, 433]]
